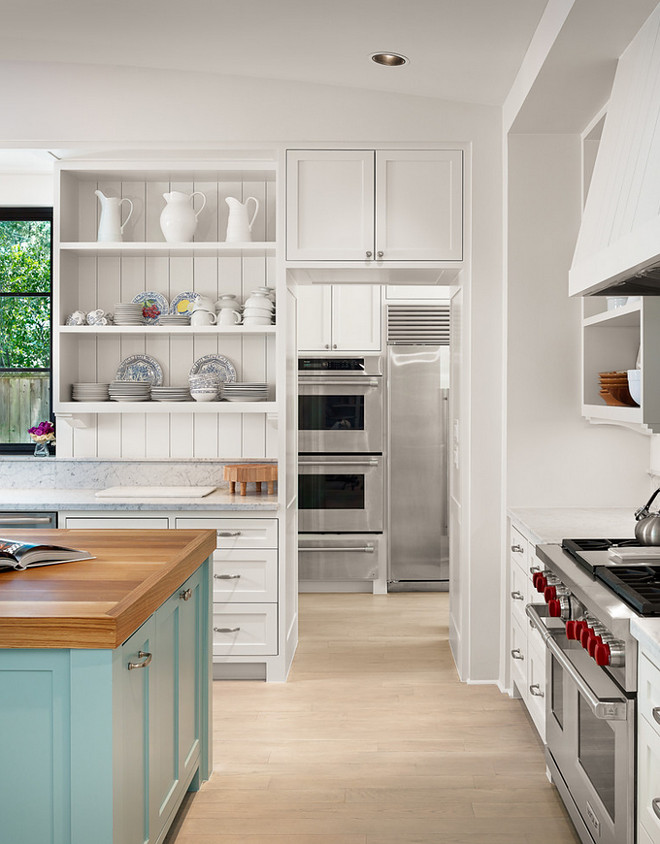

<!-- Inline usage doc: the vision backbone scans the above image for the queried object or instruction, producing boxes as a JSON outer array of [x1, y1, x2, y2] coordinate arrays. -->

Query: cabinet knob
[[179, 588, 192, 601], [511, 648, 524, 660], [510, 590, 524, 601], [366, 251, 373, 258], [128, 650, 152, 670], [511, 544, 524, 553], [377, 251, 384, 258], [325, 344, 330, 349], [214, 627, 240, 633], [332, 344, 337, 349]]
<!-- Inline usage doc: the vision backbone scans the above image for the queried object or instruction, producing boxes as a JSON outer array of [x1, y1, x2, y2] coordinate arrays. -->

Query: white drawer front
[[639, 821, 655, 844], [510, 524, 530, 568], [526, 635, 546, 742], [510, 560, 530, 626], [64, 516, 169, 529], [176, 518, 278, 549], [213, 549, 278, 603], [212, 604, 278, 656], [638, 715, 660, 844], [510, 615, 527, 698], [640, 652, 660, 740]]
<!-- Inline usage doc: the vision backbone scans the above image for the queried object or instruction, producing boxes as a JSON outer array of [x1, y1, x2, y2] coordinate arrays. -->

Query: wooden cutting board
[[95, 486, 216, 498]]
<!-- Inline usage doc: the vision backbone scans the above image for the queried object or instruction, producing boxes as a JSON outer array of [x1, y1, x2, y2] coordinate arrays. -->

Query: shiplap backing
[[56, 175, 278, 459]]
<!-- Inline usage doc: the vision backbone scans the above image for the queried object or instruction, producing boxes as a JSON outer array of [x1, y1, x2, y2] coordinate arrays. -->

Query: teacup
[[192, 296, 216, 313], [244, 293, 273, 310], [218, 309, 242, 325], [215, 295, 241, 310], [243, 316, 272, 326], [243, 306, 272, 316], [191, 309, 217, 326], [66, 310, 86, 326]]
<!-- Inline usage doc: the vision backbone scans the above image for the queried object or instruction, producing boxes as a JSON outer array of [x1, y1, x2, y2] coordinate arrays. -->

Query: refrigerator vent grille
[[386, 305, 450, 344]]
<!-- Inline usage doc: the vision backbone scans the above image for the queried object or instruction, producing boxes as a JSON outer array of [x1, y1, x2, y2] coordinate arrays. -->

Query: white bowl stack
[[222, 382, 269, 402], [114, 303, 145, 326], [243, 288, 275, 326], [72, 382, 110, 402], [189, 373, 221, 401], [109, 381, 152, 402]]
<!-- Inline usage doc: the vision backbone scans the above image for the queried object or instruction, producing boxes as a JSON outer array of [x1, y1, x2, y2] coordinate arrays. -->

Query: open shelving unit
[[53, 158, 281, 458]]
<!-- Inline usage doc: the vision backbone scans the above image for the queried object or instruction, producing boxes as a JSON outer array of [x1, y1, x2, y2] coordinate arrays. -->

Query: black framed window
[[0, 208, 53, 453]]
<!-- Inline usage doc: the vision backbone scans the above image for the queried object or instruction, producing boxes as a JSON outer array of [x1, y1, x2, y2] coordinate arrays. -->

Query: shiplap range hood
[[570, 4, 660, 297]]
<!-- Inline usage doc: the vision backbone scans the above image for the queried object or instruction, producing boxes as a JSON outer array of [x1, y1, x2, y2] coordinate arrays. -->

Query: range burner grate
[[596, 566, 660, 616]]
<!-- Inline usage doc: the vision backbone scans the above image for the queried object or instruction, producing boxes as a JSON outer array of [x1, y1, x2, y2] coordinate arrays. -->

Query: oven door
[[527, 605, 635, 844], [298, 376, 383, 453], [298, 455, 384, 532], [299, 534, 383, 581]]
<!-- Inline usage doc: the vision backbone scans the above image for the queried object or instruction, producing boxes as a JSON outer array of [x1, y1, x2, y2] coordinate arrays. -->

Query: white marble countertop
[[0, 488, 279, 512], [508, 507, 636, 546]]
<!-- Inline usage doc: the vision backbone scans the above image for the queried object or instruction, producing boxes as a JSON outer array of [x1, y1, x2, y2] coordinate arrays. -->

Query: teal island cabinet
[[0, 528, 217, 844]]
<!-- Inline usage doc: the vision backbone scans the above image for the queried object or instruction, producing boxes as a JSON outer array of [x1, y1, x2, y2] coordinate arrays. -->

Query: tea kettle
[[634, 487, 660, 545]]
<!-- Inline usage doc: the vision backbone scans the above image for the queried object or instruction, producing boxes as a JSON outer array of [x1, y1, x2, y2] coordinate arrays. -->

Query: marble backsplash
[[0, 457, 274, 489]]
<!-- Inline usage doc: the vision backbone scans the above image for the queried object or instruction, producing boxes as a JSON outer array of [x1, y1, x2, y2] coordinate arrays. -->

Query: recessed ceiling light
[[370, 52, 409, 67]]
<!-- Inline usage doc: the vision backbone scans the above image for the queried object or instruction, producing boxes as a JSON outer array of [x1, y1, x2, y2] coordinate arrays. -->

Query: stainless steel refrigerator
[[387, 344, 449, 590]]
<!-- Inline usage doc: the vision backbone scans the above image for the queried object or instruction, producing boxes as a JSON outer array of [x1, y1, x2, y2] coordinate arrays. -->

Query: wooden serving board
[[223, 464, 278, 495]]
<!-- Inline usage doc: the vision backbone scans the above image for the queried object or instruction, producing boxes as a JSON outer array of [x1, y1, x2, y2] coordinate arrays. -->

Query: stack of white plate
[[158, 314, 190, 326], [109, 381, 152, 402], [150, 386, 191, 402], [114, 303, 145, 326], [71, 382, 110, 402], [222, 382, 269, 402]]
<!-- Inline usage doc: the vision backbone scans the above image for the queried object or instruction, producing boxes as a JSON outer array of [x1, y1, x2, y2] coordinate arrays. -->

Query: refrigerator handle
[[443, 392, 449, 533]]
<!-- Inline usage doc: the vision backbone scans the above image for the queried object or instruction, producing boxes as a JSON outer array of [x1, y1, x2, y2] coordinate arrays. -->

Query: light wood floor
[[171, 592, 580, 844]]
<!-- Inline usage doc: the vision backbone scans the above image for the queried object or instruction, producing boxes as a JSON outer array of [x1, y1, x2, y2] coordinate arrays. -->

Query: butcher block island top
[[0, 528, 216, 649]]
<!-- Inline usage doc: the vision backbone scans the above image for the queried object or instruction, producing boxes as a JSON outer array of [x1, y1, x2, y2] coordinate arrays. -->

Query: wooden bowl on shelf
[[599, 384, 638, 407]]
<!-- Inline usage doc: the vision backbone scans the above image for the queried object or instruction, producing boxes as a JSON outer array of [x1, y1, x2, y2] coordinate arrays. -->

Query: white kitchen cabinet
[[507, 520, 546, 741], [581, 297, 660, 432], [286, 149, 463, 263], [638, 651, 660, 844], [297, 284, 381, 351], [62, 515, 170, 529]]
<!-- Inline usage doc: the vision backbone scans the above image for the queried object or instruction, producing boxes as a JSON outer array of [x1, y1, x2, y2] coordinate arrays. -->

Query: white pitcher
[[95, 190, 133, 242], [225, 196, 259, 242], [160, 191, 206, 243]]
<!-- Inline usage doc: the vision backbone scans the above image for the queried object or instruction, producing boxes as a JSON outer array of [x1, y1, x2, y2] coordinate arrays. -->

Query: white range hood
[[570, 3, 660, 297]]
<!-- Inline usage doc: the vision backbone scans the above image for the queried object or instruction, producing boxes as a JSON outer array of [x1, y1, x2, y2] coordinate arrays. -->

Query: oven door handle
[[299, 545, 375, 553], [525, 604, 628, 722], [298, 378, 380, 387], [298, 459, 380, 467]]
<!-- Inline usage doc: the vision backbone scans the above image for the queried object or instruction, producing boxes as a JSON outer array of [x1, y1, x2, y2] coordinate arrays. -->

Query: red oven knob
[[544, 585, 557, 602], [532, 572, 542, 588], [566, 620, 578, 639], [535, 575, 547, 593], [580, 626, 593, 648], [587, 634, 603, 658], [594, 642, 611, 666], [548, 599, 561, 617]]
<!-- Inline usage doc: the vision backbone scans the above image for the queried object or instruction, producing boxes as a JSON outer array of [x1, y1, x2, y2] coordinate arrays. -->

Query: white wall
[[507, 133, 650, 507], [0, 174, 53, 205], [0, 59, 505, 682]]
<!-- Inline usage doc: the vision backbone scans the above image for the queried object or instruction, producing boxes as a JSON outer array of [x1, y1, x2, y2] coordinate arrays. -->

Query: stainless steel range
[[528, 537, 660, 844]]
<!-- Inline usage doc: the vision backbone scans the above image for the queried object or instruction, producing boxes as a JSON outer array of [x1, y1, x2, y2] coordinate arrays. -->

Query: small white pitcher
[[95, 190, 133, 242], [225, 196, 259, 242]]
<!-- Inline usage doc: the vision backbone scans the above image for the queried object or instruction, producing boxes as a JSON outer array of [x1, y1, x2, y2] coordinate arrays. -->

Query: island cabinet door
[[117, 616, 156, 844]]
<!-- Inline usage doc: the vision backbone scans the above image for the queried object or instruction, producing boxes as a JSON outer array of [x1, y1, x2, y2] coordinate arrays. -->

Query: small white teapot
[[160, 191, 206, 243]]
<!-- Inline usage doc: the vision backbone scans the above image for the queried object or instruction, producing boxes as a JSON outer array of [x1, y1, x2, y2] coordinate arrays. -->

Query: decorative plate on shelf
[[170, 291, 200, 317], [131, 291, 169, 324], [116, 354, 164, 385], [189, 354, 236, 383]]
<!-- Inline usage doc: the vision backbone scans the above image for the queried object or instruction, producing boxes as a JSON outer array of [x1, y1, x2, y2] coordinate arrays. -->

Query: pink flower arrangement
[[28, 421, 55, 444]]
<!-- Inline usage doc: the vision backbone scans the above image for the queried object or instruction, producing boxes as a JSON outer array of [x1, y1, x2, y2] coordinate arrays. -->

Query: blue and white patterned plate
[[171, 291, 200, 317], [189, 354, 236, 383], [131, 291, 169, 324], [116, 354, 164, 385]]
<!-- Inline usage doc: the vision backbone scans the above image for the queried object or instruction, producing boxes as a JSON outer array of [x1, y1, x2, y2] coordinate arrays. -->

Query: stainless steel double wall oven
[[298, 355, 385, 582]]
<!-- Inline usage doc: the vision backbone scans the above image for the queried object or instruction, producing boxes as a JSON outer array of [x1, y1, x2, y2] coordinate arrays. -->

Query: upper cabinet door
[[286, 150, 375, 260], [297, 285, 333, 351], [331, 285, 382, 351], [375, 150, 463, 261]]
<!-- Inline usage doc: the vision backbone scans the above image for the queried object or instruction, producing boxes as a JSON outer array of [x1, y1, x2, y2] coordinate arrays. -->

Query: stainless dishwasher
[[0, 512, 57, 529]]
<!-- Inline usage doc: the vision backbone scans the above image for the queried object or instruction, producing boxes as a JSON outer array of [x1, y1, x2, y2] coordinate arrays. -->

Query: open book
[[0, 537, 95, 571]]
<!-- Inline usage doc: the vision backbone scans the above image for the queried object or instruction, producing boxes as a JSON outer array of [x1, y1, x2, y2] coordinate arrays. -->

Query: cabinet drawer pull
[[511, 648, 524, 660], [214, 574, 241, 579], [128, 650, 152, 670], [511, 544, 524, 553], [652, 707, 660, 726], [529, 566, 541, 575], [214, 627, 240, 633], [0, 516, 53, 524], [653, 798, 660, 820], [218, 530, 242, 537], [511, 590, 524, 601], [179, 588, 192, 601], [529, 683, 544, 697]]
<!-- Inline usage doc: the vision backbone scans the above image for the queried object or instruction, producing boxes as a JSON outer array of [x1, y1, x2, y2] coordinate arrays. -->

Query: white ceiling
[[0, 0, 549, 106]]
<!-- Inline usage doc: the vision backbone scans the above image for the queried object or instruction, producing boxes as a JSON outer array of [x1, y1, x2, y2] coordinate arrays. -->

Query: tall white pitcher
[[95, 190, 133, 242], [225, 196, 259, 242]]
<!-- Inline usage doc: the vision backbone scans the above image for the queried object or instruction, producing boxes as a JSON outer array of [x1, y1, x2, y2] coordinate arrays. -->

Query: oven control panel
[[533, 569, 625, 668]]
